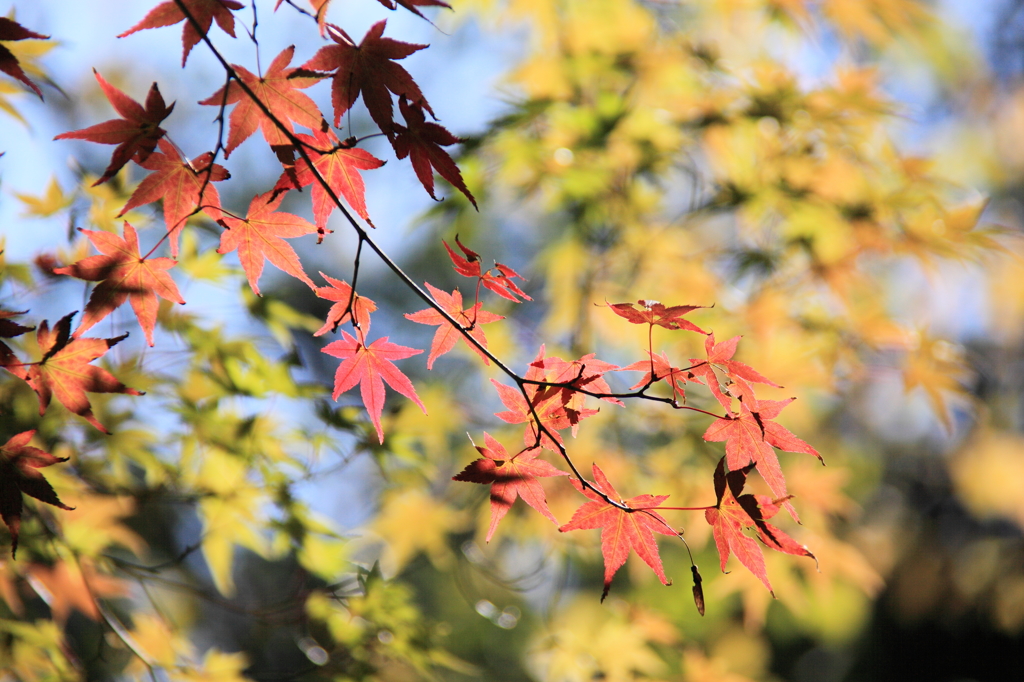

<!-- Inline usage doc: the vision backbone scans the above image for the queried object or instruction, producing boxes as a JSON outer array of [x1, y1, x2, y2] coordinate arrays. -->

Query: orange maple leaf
[[404, 283, 502, 369], [53, 222, 184, 346], [453, 433, 567, 542], [26, 559, 127, 624], [0, 431, 72, 558], [704, 458, 815, 595], [607, 299, 708, 333], [198, 45, 324, 158], [274, 128, 384, 230], [216, 191, 317, 295], [118, 0, 244, 66], [54, 70, 173, 185], [702, 397, 822, 521], [559, 464, 677, 601], [688, 332, 780, 410], [24, 313, 143, 433], [322, 331, 425, 443], [119, 139, 229, 257], [312, 273, 377, 337]]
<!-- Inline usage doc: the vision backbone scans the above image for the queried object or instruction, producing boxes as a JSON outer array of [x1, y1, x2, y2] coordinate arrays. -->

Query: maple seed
[[0, 430, 74, 558], [691, 565, 705, 616]]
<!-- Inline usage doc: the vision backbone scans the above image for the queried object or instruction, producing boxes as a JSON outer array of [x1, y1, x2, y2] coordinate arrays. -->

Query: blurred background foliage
[[2, 0, 1024, 680]]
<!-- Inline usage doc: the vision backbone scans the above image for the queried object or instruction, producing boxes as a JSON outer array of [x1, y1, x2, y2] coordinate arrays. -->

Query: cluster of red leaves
[[28, 1, 824, 610]]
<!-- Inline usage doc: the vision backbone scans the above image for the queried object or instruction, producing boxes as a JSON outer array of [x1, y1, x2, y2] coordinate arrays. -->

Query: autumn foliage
[[0, 0, 1015, 679]]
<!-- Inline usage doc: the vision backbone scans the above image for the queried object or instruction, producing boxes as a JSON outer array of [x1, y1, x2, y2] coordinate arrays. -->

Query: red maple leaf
[[0, 430, 73, 558], [404, 283, 502, 369], [313, 273, 377, 337], [24, 313, 143, 434], [54, 71, 174, 186], [702, 397, 822, 521], [559, 464, 677, 601], [0, 309, 34, 379], [198, 46, 324, 158], [274, 128, 385, 230], [322, 331, 425, 443], [704, 458, 815, 595], [491, 378, 571, 452], [0, 17, 48, 98], [53, 223, 185, 346], [452, 433, 567, 542], [301, 20, 432, 133], [119, 139, 229, 257], [621, 351, 689, 403], [118, 0, 244, 66], [527, 350, 620, 435], [216, 191, 317, 295], [393, 97, 476, 208], [688, 333, 780, 410], [607, 299, 708, 333], [374, 0, 452, 21], [442, 237, 531, 302]]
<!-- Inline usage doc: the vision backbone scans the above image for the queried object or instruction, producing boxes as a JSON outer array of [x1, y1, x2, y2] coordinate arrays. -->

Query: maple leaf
[[704, 458, 815, 595], [118, 0, 244, 66], [54, 71, 174, 186], [491, 378, 571, 452], [527, 350, 620, 435], [198, 46, 324, 158], [216, 191, 317, 296], [559, 464, 676, 601], [119, 139, 229, 257], [607, 300, 708, 333], [53, 222, 184, 346], [452, 433, 567, 542], [0, 308, 33, 379], [393, 97, 476, 208], [0, 17, 48, 98], [302, 20, 433, 133], [313, 273, 377, 337], [0, 431, 72, 558], [374, 0, 452, 21], [322, 331, 425, 443], [26, 559, 127, 624], [442, 237, 532, 302], [702, 397, 822, 521], [688, 333, 780, 410], [621, 351, 689, 403], [404, 282, 503, 368], [24, 313, 143, 434], [274, 128, 384, 230]]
